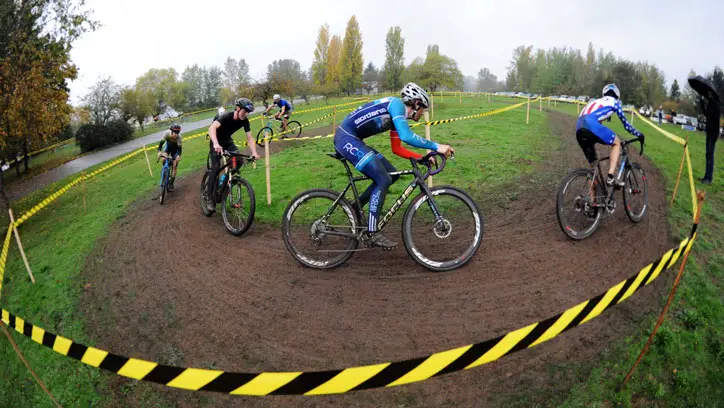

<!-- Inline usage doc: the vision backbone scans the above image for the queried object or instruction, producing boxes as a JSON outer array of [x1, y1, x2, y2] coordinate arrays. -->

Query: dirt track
[[80, 111, 676, 407]]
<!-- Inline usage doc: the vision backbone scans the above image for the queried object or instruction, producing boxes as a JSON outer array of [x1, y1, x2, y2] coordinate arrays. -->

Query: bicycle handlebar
[[623, 135, 645, 156], [221, 150, 256, 161], [413, 151, 452, 178]]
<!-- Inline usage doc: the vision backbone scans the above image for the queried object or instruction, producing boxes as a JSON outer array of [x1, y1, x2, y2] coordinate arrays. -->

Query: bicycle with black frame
[[281, 151, 484, 272], [200, 149, 256, 236], [556, 136, 648, 240]]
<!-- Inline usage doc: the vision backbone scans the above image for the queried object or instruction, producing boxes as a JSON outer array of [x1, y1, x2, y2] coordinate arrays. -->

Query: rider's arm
[[390, 131, 422, 159], [158, 141, 164, 151], [208, 120, 222, 147], [177, 135, 182, 156], [614, 101, 643, 137], [388, 98, 438, 151]]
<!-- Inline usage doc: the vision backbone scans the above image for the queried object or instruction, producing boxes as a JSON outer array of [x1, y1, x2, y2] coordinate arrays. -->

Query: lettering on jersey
[[342, 142, 365, 159], [354, 108, 388, 125]]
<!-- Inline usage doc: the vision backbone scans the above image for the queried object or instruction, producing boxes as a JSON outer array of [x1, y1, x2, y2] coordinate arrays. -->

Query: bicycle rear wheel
[[402, 186, 483, 272], [623, 163, 648, 223], [556, 168, 604, 240], [221, 177, 256, 236], [285, 120, 302, 138], [282, 189, 359, 269]]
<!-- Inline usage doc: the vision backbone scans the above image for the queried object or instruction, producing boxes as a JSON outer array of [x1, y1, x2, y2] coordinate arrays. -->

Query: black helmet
[[170, 123, 181, 132], [235, 98, 254, 113]]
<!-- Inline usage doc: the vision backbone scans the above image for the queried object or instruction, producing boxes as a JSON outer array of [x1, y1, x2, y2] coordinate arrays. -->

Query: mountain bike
[[200, 150, 256, 236], [556, 136, 647, 240], [157, 152, 173, 205], [255, 113, 302, 146], [281, 151, 484, 272]]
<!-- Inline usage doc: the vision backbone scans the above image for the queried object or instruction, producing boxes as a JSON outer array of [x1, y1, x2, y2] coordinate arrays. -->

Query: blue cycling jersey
[[578, 96, 642, 138], [339, 97, 438, 151], [275, 99, 292, 111]]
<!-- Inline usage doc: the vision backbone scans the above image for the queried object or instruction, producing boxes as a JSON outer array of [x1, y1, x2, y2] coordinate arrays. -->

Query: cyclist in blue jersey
[[576, 83, 644, 187], [264, 94, 294, 134], [333, 82, 454, 249], [157, 123, 183, 191]]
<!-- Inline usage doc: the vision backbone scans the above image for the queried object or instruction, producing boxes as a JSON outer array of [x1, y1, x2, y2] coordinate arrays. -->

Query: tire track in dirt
[[80, 111, 676, 407]]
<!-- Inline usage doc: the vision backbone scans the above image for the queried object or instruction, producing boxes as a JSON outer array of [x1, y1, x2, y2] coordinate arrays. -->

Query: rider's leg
[[576, 129, 598, 200], [206, 145, 221, 204], [357, 150, 398, 208], [172, 156, 179, 178], [607, 135, 624, 187]]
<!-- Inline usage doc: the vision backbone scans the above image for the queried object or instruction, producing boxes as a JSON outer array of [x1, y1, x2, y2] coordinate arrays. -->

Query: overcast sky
[[67, 0, 723, 104]]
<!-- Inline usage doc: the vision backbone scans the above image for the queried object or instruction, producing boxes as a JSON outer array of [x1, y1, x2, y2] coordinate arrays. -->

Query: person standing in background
[[689, 75, 721, 185]]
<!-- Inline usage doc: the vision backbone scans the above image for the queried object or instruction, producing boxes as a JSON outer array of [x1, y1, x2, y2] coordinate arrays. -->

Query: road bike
[[282, 151, 484, 272], [556, 136, 647, 240]]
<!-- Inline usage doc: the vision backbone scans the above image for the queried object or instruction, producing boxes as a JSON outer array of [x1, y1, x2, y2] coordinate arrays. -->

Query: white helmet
[[602, 83, 621, 99], [273, 94, 280, 101], [401, 82, 430, 108]]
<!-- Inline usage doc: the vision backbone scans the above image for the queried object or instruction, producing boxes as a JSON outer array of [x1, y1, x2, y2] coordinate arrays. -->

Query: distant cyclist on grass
[[157, 123, 182, 191], [333, 82, 454, 249], [263, 94, 293, 134], [576, 83, 644, 188], [204, 97, 261, 213]]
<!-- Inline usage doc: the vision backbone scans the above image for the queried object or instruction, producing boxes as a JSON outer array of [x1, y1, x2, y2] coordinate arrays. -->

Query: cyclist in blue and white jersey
[[576, 83, 644, 187], [264, 94, 293, 133], [333, 82, 454, 249]]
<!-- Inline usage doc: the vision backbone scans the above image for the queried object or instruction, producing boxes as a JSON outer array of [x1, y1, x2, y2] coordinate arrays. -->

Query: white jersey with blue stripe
[[340, 97, 438, 151], [579, 96, 643, 137]]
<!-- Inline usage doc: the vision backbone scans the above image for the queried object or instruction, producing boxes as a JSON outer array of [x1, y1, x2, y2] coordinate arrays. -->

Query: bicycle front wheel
[[159, 167, 168, 205], [286, 120, 302, 138], [222, 177, 255, 236], [623, 163, 648, 223], [556, 168, 603, 240], [282, 189, 359, 269], [402, 186, 483, 272], [256, 127, 274, 147]]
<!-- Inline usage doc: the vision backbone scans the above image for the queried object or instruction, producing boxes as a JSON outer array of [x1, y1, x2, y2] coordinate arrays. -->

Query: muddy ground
[[80, 112, 676, 407]]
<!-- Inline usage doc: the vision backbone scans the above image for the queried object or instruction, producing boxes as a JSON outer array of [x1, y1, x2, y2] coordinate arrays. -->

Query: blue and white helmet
[[602, 83, 621, 99], [401, 82, 430, 108]]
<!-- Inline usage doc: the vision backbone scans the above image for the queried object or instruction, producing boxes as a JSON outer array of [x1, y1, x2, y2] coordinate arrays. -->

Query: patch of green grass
[[0, 95, 546, 406], [548, 103, 724, 407], [2, 142, 82, 186]]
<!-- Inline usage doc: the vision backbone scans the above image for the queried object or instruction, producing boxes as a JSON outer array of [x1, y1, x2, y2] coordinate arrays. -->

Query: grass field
[[543, 100, 724, 407], [0, 95, 550, 407]]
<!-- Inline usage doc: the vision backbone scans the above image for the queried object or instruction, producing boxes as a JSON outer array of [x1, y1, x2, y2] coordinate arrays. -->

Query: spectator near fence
[[689, 75, 721, 185]]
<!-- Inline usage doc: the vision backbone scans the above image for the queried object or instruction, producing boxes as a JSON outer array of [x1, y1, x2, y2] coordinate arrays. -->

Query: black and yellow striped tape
[[0, 230, 696, 396]]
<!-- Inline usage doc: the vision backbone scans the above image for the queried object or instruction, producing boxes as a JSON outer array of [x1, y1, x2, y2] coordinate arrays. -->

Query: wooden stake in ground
[[431, 93, 435, 119], [459, 91, 462, 104], [539, 97, 542, 111], [631, 108, 635, 123], [264, 130, 271, 205], [332, 106, 337, 130], [440, 91, 443, 102], [1, 322, 62, 407], [142, 145, 153, 176], [621, 192, 705, 390], [488, 93, 491, 103], [670, 137, 690, 206], [424, 112, 433, 188], [7, 209, 35, 284], [526, 97, 531, 125]]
